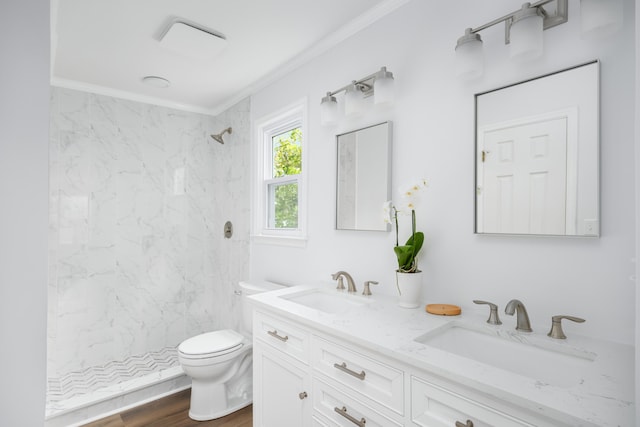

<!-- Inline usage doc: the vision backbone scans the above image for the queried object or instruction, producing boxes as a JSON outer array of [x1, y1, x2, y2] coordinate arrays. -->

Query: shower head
[[210, 127, 232, 144]]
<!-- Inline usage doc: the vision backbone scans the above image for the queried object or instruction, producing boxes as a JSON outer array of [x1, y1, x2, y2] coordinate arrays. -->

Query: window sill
[[251, 234, 308, 248]]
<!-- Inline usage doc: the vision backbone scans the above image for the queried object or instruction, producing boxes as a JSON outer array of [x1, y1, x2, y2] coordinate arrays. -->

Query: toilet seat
[[179, 329, 245, 360]]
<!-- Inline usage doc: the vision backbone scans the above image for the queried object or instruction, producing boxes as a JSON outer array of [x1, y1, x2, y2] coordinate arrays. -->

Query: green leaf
[[406, 232, 424, 258], [394, 232, 424, 271], [393, 245, 413, 270]]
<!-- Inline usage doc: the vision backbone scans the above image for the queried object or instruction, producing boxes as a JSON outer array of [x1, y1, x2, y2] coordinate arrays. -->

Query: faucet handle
[[547, 315, 585, 339], [473, 300, 502, 325], [335, 276, 345, 291], [362, 281, 378, 296]]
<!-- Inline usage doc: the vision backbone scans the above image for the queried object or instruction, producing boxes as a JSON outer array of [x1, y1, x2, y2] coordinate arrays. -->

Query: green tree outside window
[[272, 128, 302, 228]]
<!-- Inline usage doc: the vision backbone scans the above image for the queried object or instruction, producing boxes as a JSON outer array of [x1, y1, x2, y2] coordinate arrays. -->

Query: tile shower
[[46, 88, 251, 422]]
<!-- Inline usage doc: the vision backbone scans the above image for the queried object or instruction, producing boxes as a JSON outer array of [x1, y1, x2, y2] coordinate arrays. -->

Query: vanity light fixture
[[320, 66, 395, 126], [456, 0, 622, 80], [456, 0, 567, 79]]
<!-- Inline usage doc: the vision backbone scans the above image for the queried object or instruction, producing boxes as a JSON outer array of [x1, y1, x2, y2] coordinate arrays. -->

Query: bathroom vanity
[[249, 284, 633, 426]]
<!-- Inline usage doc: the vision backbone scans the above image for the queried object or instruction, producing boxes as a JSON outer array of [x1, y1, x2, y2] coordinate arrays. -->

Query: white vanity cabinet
[[253, 308, 592, 427], [253, 310, 405, 427], [250, 285, 632, 426], [410, 375, 565, 427], [253, 311, 312, 427]]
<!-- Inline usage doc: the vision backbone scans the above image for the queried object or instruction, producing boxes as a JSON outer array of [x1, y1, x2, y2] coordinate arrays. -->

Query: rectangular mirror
[[336, 121, 392, 231], [475, 61, 599, 236]]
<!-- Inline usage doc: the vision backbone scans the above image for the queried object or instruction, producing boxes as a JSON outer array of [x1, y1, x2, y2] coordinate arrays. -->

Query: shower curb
[[45, 366, 189, 427]]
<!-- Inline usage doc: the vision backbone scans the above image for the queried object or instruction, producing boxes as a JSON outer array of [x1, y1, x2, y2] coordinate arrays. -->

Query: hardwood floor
[[81, 389, 253, 427]]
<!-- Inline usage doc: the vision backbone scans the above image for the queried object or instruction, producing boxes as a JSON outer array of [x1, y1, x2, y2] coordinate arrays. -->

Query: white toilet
[[178, 280, 284, 421]]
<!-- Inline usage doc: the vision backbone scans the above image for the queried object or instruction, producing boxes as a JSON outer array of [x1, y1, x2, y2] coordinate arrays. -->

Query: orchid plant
[[383, 179, 428, 273]]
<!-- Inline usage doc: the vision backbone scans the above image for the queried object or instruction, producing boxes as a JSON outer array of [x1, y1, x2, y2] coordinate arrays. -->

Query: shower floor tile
[[46, 346, 180, 410]]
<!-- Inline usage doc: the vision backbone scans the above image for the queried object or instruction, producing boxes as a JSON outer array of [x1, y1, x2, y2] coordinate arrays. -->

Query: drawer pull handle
[[334, 406, 366, 427], [267, 330, 289, 342], [298, 391, 308, 400], [455, 420, 474, 427], [333, 362, 366, 380]]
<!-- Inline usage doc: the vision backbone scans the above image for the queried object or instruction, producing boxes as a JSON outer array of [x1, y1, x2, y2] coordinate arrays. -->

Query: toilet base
[[187, 362, 253, 421], [188, 391, 252, 421]]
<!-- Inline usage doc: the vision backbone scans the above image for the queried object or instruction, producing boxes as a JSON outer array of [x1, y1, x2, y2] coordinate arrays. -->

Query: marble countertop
[[248, 283, 634, 427]]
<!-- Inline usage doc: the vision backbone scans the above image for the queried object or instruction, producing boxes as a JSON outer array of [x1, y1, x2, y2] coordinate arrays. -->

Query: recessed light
[[142, 76, 171, 88]]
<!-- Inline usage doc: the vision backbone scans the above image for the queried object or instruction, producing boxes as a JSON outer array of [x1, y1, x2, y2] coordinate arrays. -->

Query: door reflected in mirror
[[475, 61, 599, 236], [336, 122, 392, 231]]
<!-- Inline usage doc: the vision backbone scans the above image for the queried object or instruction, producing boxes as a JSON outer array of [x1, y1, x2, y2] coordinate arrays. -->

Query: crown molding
[[50, 77, 217, 116]]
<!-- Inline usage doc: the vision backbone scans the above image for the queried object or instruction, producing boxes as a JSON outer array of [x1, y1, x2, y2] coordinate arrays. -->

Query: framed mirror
[[336, 121, 392, 231], [475, 61, 599, 236]]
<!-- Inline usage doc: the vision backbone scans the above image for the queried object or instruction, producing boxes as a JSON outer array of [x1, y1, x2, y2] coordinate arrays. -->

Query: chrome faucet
[[331, 271, 357, 293], [504, 299, 532, 332]]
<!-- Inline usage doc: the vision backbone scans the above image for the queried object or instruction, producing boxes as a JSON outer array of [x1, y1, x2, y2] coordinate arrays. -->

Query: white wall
[[0, 0, 49, 425], [635, 0, 640, 421], [251, 0, 636, 345]]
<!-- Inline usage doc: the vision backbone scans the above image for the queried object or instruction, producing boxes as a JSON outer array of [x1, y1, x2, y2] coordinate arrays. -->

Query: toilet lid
[[179, 329, 244, 356]]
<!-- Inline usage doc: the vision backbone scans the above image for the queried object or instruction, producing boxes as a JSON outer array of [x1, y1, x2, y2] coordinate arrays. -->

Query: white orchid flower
[[382, 201, 393, 224], [398, 179, 428, 213]]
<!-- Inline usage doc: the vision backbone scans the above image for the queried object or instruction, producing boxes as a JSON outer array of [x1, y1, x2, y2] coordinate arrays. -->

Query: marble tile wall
[[48, 87, 251, 377]]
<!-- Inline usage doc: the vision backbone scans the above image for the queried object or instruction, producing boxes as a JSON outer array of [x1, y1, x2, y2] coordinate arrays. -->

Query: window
[[253, 100, 307, 244], [267, 127, 301, 229]]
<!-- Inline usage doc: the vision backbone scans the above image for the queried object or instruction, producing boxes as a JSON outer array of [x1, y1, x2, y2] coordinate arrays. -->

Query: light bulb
[[374, 67, 395, 106], [320, 92, 338, 126], [455, 28, 483, 80], [344, 82, 364, 117], [510, 3, 543, 62]]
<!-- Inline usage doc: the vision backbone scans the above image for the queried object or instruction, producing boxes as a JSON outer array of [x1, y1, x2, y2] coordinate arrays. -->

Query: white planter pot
[[396, 270, 423, 309]]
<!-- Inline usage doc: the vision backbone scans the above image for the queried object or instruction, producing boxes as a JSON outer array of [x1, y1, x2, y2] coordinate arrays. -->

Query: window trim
[[252, 98, 307, 246]]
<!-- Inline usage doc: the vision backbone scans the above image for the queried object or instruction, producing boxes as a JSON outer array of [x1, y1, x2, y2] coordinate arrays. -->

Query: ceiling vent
[[160, 20, 227, 60]]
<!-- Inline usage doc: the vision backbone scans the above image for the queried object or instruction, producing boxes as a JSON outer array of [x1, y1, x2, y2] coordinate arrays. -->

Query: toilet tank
[[239, 280, 285, 334]]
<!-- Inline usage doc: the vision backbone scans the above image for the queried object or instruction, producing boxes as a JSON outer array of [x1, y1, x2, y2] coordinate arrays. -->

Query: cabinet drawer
[[254, 311, 310, 363], [312, 415, 331, 426], [412, 376, 538, 427], [312, 377, 402, 427], [312, 336, 403, 414]]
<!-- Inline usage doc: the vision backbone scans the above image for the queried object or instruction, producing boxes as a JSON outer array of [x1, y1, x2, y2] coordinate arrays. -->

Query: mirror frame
[[336, 121, 393, 232], [474, 61, 600, 237]]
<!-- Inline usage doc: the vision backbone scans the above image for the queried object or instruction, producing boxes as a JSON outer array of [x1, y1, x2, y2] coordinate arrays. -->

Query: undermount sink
[[415, 322, 595, 388], [280, 288, 370, 314]]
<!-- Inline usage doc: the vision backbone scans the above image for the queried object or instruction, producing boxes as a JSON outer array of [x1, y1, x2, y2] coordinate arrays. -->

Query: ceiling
[[51, 0, 407, 115]]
